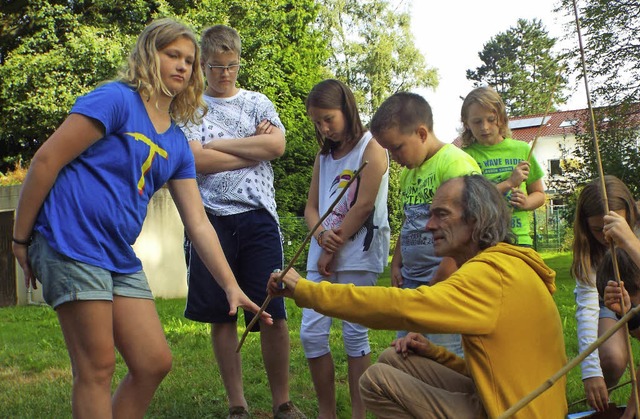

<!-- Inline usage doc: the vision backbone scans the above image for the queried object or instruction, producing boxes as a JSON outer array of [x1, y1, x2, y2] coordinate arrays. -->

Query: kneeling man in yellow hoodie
[[269, 174, 567, 418]]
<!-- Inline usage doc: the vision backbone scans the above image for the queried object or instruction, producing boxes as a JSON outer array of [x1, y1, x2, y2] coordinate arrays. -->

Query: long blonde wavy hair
[[119, 18, 206, 126]]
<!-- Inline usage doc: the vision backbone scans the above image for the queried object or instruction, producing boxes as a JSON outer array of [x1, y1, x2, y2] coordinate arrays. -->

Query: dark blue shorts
[[184, 208, 286, 331]]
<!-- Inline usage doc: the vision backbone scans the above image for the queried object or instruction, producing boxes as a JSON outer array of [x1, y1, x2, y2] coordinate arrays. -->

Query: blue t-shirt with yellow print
[[34, 82, 195, 273]]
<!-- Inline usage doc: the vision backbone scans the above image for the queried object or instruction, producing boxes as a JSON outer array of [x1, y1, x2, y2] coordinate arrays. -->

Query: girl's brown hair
[[305, 79, 364, 155], [572, 175, 639, 285]]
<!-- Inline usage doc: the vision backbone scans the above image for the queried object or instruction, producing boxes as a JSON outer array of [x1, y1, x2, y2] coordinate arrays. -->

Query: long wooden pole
[[498, 305, 640, 418], [527, 67, 564, 162], [568, 0, 640, 415], [236, 160, 369, 352], [499, 1, 640, 416]]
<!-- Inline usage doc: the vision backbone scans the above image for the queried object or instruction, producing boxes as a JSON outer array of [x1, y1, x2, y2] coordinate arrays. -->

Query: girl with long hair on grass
[[303, 79, 390, 418], [573, 175, 639, 413], [12, 18, 269, 418]]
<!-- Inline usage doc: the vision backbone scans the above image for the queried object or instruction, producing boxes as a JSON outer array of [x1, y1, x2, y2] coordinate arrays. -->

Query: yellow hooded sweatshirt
[[293, 242, 567, 418]]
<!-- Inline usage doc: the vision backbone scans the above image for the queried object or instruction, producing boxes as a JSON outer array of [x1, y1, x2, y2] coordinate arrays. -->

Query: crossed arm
[[189, 119, 285, 174]]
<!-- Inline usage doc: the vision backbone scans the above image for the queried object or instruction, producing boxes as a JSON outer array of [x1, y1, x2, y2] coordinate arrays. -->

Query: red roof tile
[[509, 109, 588, 143]]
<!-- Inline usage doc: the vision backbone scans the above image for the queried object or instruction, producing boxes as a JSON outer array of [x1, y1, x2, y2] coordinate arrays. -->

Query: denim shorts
[[599, 301, 618, 320], [29, 233, 153, 309], [184, 208, 286, 330]]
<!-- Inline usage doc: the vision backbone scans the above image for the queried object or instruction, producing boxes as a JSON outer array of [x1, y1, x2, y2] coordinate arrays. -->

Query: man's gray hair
[[452, 174, 515, 249]]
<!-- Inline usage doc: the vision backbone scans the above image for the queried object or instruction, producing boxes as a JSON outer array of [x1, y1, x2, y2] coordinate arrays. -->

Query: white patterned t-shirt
[[182, 89, 285, 221]]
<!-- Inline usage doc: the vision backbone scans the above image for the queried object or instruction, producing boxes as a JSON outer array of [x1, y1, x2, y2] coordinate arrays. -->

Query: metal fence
[[533, 202, 570, 253]]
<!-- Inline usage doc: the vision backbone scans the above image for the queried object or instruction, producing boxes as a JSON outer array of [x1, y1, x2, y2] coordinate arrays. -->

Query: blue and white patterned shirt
[[182, 89, 285, 222]]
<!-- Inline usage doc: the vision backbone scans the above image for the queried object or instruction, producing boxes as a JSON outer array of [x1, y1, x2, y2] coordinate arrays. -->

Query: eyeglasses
[[206, 63, 241, 74]]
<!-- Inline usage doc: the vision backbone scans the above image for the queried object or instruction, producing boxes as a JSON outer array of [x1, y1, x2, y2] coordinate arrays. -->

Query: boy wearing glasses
[[182, 25, 304, 419]]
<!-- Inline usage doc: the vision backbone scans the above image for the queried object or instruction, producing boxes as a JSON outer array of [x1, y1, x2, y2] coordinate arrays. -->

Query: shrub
[[0, 162, 27, 186]]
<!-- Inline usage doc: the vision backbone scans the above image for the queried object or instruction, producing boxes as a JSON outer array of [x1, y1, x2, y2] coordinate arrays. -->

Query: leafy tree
[[317, 0, 437, 119], [560, 0, 640, 104], [551, 1, 640, 205], [0, 0, 434, 246], [315, 0, 437, 237], [0, 0, 158, 171], [466, 18, 568, 116], [0, 0, 326, 219]]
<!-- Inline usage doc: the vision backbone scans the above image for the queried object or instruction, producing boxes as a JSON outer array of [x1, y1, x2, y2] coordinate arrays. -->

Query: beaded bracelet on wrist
[[317, 230, 326, 247]]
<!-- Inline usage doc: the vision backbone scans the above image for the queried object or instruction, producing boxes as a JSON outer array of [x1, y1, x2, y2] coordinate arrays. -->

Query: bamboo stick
[[498, 304, 640, 418], [568, 0, 640, 416], [568, 380, 632, 408], [235, 160, 369, 352]]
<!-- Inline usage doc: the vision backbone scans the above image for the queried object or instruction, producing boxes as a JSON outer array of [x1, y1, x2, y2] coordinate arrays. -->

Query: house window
[[549, 159, 562, 176]]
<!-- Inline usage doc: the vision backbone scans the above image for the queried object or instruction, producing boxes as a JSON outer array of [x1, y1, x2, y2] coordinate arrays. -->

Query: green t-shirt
[[464, 138, 544, 246], [398, 144, 480, 282]]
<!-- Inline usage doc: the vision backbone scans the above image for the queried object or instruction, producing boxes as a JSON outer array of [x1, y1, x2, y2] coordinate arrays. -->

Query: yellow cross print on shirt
[[125, 132, 168, 194]]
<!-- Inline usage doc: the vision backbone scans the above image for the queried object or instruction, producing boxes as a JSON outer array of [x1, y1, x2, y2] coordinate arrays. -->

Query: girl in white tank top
[[302, 79, 390, 418]]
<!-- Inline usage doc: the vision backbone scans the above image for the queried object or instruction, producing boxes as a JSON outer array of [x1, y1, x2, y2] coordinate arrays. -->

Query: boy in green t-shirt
[[370, 92, 479, 357], [460, 86, 545, 246]]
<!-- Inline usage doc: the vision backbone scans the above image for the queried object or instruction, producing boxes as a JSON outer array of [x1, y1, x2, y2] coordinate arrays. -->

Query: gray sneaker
[[273, 401, 306, 419], [228, 406, 251, 419]]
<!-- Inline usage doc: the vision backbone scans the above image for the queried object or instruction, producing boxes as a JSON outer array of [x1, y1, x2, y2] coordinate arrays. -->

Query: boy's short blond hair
[[200, 25, 241, 60]]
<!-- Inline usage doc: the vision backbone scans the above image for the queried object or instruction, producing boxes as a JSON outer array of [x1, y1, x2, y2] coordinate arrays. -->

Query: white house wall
[[529, 133, 579, 177]]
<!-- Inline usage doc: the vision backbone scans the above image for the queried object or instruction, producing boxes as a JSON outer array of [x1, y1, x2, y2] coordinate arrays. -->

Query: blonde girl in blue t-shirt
[[12, 18, 269, 418]]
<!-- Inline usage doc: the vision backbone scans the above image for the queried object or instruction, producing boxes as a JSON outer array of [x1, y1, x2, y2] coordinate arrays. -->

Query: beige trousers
[[359, 347, 486, 418]]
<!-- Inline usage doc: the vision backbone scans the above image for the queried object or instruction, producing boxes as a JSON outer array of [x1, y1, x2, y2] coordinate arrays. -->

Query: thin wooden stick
[[498, 304, 640, 418], [568, 379, 632, 408], [235, 160, 369, 352], [569, 0, 640, 416], [499, 2, 640, 416], [527, 67, 564, 162]]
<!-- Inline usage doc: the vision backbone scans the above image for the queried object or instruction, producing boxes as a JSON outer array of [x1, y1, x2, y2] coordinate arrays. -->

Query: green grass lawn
[[1, 252, 639, 417]]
